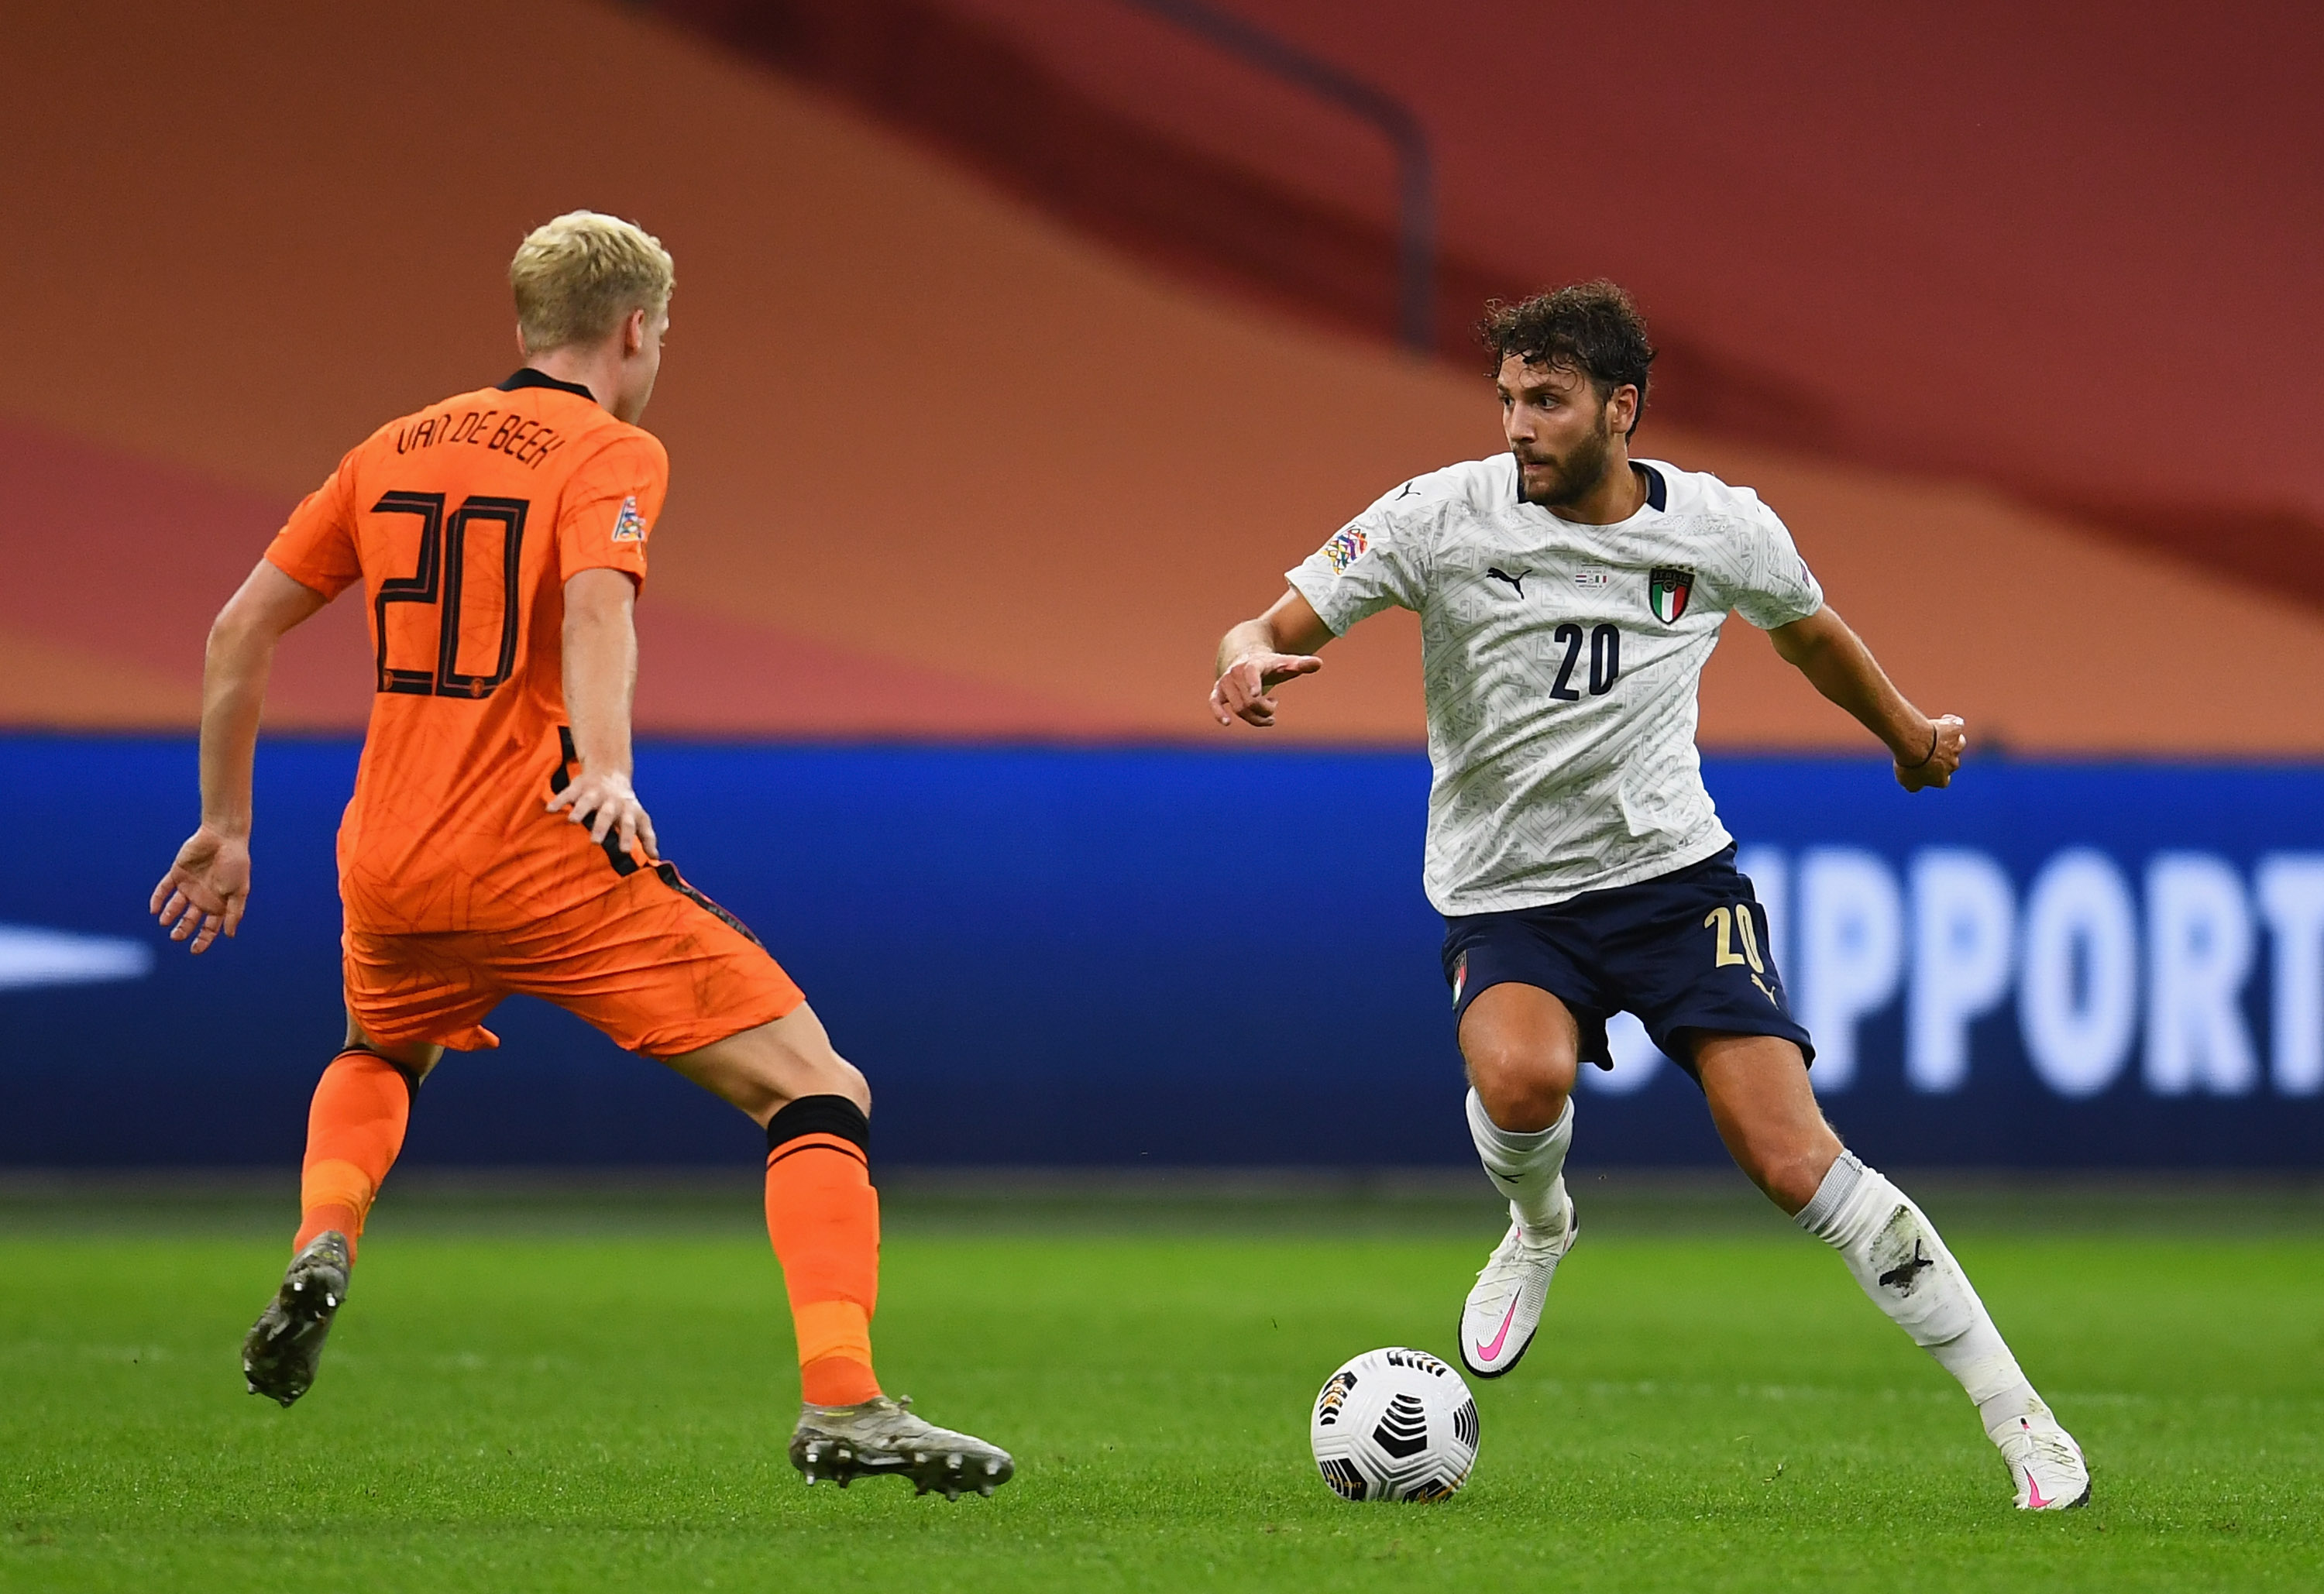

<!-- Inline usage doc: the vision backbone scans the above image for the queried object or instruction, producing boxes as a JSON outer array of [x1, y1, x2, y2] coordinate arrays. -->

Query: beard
[[1515, 416, 1616, 509]]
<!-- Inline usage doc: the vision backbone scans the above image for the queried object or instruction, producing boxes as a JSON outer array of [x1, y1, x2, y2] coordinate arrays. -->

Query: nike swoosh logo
[[1494, 1172, 1524, 1183], [1474, 1295, 1522, 1361], [2024, 1471, 2052, 1509]]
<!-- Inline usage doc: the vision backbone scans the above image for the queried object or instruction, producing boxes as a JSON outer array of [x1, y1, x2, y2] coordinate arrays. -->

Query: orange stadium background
[[5, 0, 2323, 1172], [8, 0, 2324, 749]]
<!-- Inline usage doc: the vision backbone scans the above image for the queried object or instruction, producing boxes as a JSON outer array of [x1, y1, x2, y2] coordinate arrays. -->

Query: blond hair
[[509, 211, 675, 355]]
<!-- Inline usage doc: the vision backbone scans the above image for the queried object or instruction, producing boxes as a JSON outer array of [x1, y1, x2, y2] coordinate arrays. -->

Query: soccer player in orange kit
[[150, 211, 1010, 1497]]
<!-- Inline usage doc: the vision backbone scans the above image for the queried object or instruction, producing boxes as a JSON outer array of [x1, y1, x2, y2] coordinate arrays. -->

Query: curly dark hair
[[1478, 280, 1656, 437]]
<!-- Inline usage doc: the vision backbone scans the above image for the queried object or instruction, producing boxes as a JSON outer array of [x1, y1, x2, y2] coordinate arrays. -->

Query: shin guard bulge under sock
[[1796, 1152, 2040, 1428], [1466, 1089, 1574, 1237], [294, 1049, 415, 1260], [765, 1095, 883, 1407]]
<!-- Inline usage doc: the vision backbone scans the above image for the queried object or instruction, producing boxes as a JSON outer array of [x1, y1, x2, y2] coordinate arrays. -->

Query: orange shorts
[[342, 862, 805, 1056]]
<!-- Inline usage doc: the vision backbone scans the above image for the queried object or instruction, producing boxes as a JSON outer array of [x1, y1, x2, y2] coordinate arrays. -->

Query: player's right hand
[[1210, 651, 1323, 729], [547, 766, 662, 861], [150, 825, 252, 954]]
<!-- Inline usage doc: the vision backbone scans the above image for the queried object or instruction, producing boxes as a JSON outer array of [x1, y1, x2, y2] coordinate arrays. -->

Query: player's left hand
[[547, 766, 661, 861], [1896, 714, 1966, 792], [150, 825, 252, 954]]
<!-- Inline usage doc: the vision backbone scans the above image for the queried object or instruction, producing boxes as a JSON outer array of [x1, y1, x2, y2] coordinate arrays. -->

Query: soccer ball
[[1308, 1346, 1480, 1501]]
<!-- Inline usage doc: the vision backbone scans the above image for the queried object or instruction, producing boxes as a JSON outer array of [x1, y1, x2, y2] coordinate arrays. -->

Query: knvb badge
[[610, 496, 647, 543]]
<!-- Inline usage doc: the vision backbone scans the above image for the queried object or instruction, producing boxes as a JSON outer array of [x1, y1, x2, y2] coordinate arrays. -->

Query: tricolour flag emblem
[[1647, 566, 1693, 624]]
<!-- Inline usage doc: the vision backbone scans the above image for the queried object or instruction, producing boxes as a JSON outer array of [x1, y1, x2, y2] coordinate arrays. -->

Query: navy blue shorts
[[1441, 844, 1813, 1077]]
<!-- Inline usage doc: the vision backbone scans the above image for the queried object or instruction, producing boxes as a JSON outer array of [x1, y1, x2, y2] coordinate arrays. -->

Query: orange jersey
[[267, 370, 665, 934]]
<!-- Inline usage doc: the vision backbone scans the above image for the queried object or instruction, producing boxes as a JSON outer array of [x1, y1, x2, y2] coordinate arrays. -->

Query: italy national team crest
[[610, 495, 647, 543], [1646, 567, 1693, 624]]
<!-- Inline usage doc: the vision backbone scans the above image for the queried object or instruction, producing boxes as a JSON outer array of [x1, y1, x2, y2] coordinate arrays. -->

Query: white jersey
[[1288, 454, 1823, 916]]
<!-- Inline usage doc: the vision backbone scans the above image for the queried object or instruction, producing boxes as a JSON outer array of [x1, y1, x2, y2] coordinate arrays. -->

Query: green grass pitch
[[3, 1177, 2319, 1592]]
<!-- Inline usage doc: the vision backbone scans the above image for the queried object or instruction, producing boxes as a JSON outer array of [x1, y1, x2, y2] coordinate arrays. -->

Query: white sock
[[1796, 1152, 2040, 1432], [1465, 1089, 1573, 1238]]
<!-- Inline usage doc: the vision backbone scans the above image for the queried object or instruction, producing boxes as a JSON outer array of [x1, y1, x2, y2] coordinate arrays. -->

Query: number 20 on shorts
[[1702, 904, 1765, 974]]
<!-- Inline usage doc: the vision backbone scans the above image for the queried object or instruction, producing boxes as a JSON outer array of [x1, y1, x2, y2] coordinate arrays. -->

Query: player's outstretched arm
[[548, 567, 659, 859], [1769, 605, 1965, 792], [151, 561, 328, 953], [1211, 588, 1332, 729]]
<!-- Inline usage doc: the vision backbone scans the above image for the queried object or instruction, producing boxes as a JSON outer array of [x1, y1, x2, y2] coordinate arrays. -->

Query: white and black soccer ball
[[1309, 1346, 1479, 1502]]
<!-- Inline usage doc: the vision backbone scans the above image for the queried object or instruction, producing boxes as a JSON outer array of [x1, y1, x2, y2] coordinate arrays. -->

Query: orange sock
[[764, 1095, 883, 1407], [293, 1049, 414, 1262]]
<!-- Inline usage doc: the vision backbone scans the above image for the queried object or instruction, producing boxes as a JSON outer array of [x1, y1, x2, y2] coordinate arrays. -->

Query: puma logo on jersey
[[1485, 567, 1527, 596], [610, 495, 646, 543]]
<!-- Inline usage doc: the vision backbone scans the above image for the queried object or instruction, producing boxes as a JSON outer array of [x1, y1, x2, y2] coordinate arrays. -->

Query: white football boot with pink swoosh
[[1989, 1402, 2091, 1510], [1458, 1181, 1576, 1378]]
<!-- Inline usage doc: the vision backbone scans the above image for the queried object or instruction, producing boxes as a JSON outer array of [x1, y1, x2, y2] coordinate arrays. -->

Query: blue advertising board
[[2, 737, 2319, 1169]]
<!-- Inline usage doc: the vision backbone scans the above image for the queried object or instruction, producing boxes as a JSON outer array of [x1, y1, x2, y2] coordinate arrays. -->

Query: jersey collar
[[1512, 460, 1667, 519], [498, 367, 599, 403]]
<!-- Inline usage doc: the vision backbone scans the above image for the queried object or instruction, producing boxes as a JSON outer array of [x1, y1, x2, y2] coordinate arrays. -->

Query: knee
[[1465, 1042, 1573, 1134], [715, 1043, 871, 1129], [830, 1056, 871, 1115], [1735, 1136, 1839, 1216], [342, 1016, 440, 1086], [792, 1043, 869, 1110]]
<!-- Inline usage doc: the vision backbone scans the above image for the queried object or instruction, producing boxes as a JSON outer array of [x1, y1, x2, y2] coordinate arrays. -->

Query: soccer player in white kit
[[1208, 282, 2089, 1511]]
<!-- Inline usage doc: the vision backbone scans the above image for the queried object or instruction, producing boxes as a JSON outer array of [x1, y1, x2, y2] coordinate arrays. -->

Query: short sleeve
[[559, 431, 668, 590], [1728, 498, 1824, 630], [263, 450, 363, 600], [1286, 483, 1433, 635]]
